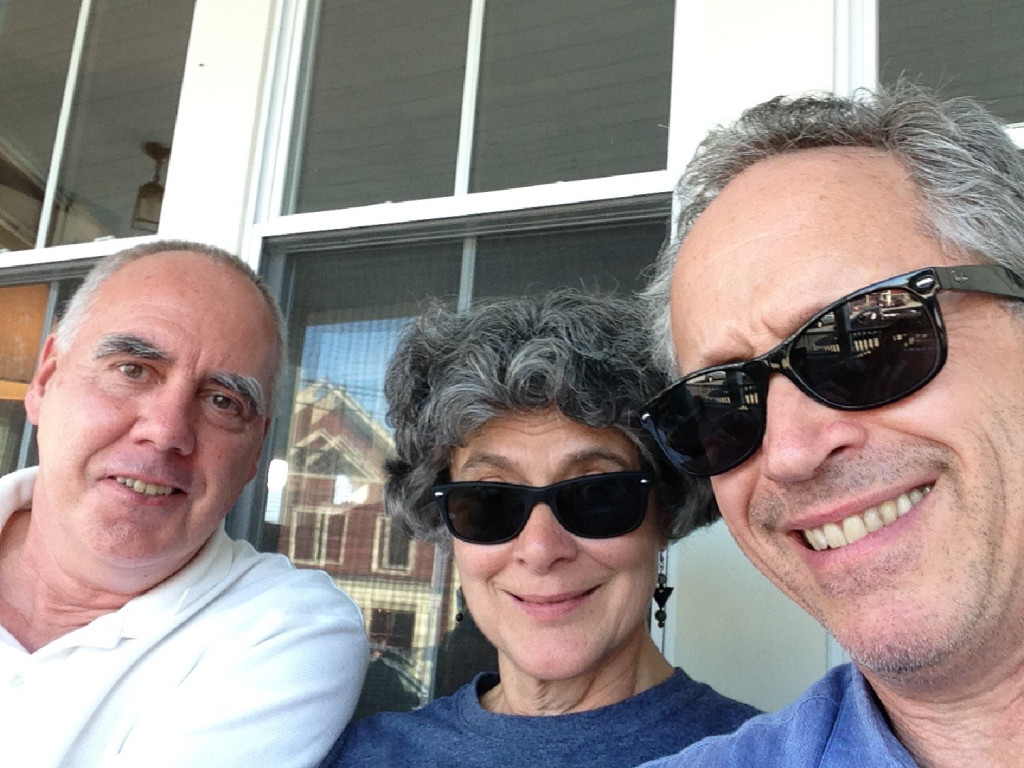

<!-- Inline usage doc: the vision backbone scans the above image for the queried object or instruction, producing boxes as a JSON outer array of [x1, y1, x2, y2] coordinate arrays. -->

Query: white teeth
[[842, 515, 868, 545], [880, 500, 898, 523], [897, 494, 912, 516], [115, 476, 175, 496], [863, 507, 883, 533], [801, 486, 931, 552], [806, 527, 828, 550], [823, 523, 845, 549]]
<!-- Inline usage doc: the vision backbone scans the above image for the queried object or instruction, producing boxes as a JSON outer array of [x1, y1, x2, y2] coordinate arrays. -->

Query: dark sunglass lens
[[654, 369, 765, 476], [445, 486, 526, 543], [554, 475, 646, 538], [790, 288, 941, 408]]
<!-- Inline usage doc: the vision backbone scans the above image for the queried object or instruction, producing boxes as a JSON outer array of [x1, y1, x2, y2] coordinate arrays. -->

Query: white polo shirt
[[0, 467, 369, 768]]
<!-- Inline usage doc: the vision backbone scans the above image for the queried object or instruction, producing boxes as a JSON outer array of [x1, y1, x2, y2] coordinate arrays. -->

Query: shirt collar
[[822, 665, 918, 766]]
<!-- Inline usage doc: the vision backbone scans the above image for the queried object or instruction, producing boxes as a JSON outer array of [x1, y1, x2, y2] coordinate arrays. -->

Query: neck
[[0, 510, 136, 652], [482, 631, 673, 716], [865, 650, 1024, 767]]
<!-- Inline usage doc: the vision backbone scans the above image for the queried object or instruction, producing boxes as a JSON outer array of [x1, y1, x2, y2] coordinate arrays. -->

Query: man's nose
[[131, 386, 197, 455], [759, 375, 867, 483]]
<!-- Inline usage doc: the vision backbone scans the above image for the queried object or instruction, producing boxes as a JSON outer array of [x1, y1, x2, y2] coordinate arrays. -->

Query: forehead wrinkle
[[93, 333, 170, 362], [211, 371, 266, 417], [683, 271, 843, 374]]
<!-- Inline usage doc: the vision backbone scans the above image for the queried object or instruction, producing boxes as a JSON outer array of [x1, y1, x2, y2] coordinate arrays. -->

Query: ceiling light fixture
[[130, 141, 170, 233]]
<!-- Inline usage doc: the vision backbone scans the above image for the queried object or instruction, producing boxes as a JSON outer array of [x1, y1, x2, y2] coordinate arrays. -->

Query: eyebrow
[[94, 334, 169, 362], [94, 334, 266, 418], [211, 372, 266, 418]]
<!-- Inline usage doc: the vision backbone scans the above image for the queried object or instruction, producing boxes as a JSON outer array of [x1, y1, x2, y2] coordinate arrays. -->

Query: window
[[0, 0, 195, 251], [374, 517, 413, 573], [287, 0, 674, 211], [879, 0, 1024, 124], [0, 274, 82, 475]]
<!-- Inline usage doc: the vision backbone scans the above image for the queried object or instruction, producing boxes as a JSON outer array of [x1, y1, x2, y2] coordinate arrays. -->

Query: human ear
[[24, 334, 60, 426]]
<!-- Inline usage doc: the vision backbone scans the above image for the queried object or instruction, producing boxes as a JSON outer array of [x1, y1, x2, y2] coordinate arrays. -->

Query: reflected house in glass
[[274, 380, 450, 707]]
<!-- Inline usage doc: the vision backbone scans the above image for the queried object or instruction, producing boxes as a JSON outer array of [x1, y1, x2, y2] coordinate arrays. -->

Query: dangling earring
[[455, 587, 465, 624], [653, 551, 673, 629]]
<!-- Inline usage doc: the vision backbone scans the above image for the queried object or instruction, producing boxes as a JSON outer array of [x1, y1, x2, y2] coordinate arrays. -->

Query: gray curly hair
[[644, 80, 1024, 374], [383, 289, 717, 545]]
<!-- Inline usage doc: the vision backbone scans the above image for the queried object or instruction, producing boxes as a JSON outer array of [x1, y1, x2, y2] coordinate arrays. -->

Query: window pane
[[47, 0, 195, 246], [292, 0, 470, 212], [264, 241, 463, 719], [0, 0, 78, 251], [472, 219, 667, 299], [0, 283, 49, 474], [470, 0, 674, 192], [879, 0, 1024, 123]]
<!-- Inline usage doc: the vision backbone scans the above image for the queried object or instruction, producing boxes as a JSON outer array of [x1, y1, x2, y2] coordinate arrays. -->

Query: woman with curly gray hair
[[321, 289, 757, 768]]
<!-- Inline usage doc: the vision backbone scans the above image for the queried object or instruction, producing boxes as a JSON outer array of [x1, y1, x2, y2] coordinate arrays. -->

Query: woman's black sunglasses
[[432, 471, 652, 545], [641, 265, 1024, 477]]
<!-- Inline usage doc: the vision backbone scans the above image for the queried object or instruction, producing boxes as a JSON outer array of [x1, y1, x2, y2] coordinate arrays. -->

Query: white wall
[[160, 0, 280, 258], [669, 524, 829, 712]]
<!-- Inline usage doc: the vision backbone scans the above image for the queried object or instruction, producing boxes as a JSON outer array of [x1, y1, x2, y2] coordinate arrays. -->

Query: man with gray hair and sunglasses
[[638, 82, 1024, 767], [0, 241, 367, 767]]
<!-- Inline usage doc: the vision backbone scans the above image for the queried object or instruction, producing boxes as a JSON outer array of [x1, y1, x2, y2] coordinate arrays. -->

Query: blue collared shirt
[[639, 664, 917, 767]]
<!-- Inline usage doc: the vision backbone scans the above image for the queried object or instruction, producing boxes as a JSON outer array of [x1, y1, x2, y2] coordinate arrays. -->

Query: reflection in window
[[374, 516, 413, 573], [289, 0, 674, 211], [0, 1, 194, 250], [0, 283, 47, 473], [0, 276, 81, 474], [879, 0, 1024, 124], [49, 0, 195, 246], [292, 0, 470, 211], [471, 0, 674, 191], [473, 220, 669, 299], [0, 1, 78, 251]]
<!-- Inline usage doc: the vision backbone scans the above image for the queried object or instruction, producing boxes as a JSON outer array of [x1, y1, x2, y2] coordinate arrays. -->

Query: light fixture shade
[[131, 180, 164, 233]]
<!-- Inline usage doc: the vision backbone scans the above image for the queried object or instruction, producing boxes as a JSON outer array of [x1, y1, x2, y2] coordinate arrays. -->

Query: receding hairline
[[56, 245, 284, 409], [64, 247, 279, 339]]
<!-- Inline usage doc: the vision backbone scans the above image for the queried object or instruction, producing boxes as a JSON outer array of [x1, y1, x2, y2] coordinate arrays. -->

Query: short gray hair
[[56, 239, 287, 413], [383, 289, 718, 544], [644, 80, 1024, 374]]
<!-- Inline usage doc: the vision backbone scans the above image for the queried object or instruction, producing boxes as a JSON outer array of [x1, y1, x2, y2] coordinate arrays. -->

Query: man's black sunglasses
[[432, 471, 652, 545], [641, 265, 1024, 477]]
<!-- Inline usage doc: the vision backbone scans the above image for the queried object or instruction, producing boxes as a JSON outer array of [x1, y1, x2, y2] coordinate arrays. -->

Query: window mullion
[[457, 236, 477, 310], [453, 0, 486, 196]]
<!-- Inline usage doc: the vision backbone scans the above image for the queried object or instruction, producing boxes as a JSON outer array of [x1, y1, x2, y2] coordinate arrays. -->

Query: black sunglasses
[[642, 265, 1024, 477], [432, 471, 652, 545]]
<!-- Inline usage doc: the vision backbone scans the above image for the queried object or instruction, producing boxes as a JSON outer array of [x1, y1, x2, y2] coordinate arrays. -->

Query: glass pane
[[292, 0, 470, 212], [48, 0, 195, 246], [0, 283, 49, 474], [264, 241, 465, 719], [472, 219, 668, 299], [470, 0, 674, 192], [0, 0, 79, 251], [879, 0, 1024, 123]]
